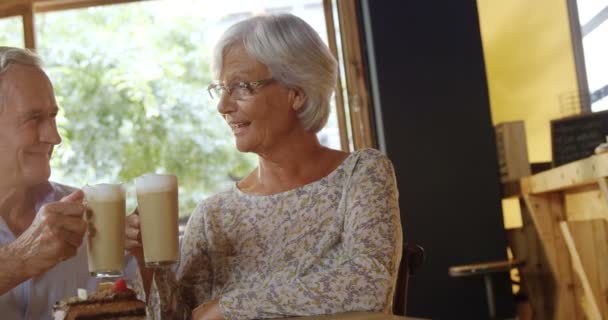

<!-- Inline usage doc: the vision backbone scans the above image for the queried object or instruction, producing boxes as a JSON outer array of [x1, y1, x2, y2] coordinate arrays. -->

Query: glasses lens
[[208, 85, 221, 100], [208, 81, 264, 100], [233, 85, 251, 100]]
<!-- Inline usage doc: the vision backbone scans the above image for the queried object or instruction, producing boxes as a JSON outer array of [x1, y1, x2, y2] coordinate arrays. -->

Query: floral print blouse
[[148, 148, 403, 320]]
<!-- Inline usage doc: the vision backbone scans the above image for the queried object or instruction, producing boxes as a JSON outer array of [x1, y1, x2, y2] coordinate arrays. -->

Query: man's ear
[[289, 88, 306, 111]]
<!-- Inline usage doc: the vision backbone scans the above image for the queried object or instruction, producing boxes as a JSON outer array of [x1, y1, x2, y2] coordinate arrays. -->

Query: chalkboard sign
[[551, 110, 608, 166]]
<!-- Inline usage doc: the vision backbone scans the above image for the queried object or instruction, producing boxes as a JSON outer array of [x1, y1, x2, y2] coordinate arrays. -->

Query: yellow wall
[[477, 0, 581, 163]]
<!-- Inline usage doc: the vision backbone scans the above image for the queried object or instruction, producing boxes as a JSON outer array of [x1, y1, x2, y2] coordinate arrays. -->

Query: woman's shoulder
[[344, 148, 396, 182], [186, 188, 239, 227], [353, 147, 388, 158], [350, 148, 393, 167], [196, 188, 240, 211]]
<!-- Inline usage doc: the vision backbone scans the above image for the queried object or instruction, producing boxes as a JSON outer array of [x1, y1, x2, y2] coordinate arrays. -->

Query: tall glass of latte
[[83, 183, 126, 278], [135, 173, 179, 267]]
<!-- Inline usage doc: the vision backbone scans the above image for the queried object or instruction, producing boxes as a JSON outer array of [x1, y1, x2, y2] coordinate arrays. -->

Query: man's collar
[[30, 181, 55, 212]]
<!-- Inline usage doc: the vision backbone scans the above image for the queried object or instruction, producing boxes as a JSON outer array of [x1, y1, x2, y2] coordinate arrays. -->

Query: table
[[275, 312, 413, 320], [514, 153, 608, 319], [449, 259, 526, 318]]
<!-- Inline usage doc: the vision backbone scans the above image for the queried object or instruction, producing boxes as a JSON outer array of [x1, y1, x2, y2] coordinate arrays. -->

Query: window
[[574, 0, 608, 111], [0, 0, 373, 218], [0, 16, 23, 47]]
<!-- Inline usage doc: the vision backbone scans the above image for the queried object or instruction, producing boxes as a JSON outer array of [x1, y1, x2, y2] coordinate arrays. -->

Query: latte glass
[[135, 173, 179, 267], [83, 183, 126, 278]]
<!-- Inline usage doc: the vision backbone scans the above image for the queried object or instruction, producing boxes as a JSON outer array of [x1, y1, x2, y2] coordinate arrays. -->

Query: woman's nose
[[216, 93, 236, 115]]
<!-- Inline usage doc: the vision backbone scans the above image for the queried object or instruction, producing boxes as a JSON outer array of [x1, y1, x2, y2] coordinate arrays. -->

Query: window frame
[[568, 0, 608, 112]]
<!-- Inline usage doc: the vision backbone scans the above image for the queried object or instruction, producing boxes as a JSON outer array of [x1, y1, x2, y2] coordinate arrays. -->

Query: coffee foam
[[83, 183, 125, 202], [135, 174, 177, 194]]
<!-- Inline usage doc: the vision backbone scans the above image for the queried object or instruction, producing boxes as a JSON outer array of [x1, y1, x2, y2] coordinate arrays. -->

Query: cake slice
[[53, 279, 146, 320]]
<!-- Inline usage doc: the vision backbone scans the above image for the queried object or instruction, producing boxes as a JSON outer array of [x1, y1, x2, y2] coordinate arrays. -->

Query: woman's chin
[[234, 138, 253, 153]]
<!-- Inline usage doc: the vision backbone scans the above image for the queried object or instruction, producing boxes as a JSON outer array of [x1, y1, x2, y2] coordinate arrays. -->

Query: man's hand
[[11, 190, 87, 278], [192, 299, 225, 320]]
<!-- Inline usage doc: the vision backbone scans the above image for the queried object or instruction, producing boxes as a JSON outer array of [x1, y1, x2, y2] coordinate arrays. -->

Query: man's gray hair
[[0, 47, 43, 112], [213, 13, 338, 133]]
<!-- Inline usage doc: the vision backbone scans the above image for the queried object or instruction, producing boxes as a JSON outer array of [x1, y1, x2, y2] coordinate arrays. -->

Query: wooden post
[[22, 3, 35, 50], [560, 221, 604, 319], [505, 197, 553, 319], [561, 220, 608, 318], [523, 193, 581, 319], [335, 0, 374, 150], [596, 178, 608, 222], [322, 0, 350, 152]]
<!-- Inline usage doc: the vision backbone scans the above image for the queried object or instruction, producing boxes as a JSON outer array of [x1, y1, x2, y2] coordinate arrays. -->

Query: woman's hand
[[125, 208, 144, 261], [192, 300, 225, 320], [125, 208, 154, 299]]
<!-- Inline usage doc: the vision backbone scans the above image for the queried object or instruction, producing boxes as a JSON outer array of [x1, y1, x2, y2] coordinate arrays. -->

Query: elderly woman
[[126, 13, 402, 320]]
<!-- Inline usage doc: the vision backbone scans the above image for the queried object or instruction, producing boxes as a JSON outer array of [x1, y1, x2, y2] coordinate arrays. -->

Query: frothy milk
[[135, 174, 179, 267], [83, 184, 125, 277]]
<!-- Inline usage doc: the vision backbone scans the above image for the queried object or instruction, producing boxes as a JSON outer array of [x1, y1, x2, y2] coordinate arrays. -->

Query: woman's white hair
[[213, 13, 338, 133], [0, 47, 43, 112]]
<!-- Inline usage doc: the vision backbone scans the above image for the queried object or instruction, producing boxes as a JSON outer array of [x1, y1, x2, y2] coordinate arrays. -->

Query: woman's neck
[[259, 142, 325, 182], [240, 134, 348, 195]]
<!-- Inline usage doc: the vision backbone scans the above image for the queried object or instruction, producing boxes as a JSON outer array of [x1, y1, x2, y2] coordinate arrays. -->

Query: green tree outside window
[[37, 3, 256, 217]]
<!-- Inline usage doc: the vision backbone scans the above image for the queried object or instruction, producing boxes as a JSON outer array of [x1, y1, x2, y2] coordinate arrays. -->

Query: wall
[[477, 0, 581, 163], [360, 1, 514, 318]]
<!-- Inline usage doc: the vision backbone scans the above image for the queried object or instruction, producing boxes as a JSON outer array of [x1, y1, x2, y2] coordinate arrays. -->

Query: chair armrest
[[405, 244, 425, 275]]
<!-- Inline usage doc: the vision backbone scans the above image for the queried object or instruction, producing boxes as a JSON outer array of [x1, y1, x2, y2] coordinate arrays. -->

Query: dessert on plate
[[52, 278, 146, 320]]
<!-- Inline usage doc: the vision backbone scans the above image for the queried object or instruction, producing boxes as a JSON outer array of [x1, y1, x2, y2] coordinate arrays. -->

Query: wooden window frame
[[567, 0, 592, 113], [0, 0, 144, 49], [323, 0, 375, 151]]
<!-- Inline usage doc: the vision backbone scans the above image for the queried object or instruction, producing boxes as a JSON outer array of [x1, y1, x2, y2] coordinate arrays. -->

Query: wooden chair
[[393, 243, 425, 316]]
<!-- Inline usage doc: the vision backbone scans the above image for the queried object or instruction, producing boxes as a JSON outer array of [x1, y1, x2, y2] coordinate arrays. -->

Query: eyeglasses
[[207, 78, 275, 100]]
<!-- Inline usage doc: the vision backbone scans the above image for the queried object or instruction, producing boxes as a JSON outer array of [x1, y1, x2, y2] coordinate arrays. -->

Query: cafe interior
[[1, 0, 607, 319]]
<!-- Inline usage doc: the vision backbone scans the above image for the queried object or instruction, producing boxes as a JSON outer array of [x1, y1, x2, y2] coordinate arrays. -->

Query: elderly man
[[0, 46, 98, 319]]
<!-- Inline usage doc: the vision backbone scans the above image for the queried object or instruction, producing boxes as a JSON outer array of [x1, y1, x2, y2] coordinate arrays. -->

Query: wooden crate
[[496, 121, 531, 182]]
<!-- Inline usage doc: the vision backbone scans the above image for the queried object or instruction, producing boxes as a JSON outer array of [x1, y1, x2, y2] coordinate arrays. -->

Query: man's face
[[0, 64, 61, 189]]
